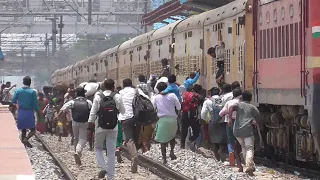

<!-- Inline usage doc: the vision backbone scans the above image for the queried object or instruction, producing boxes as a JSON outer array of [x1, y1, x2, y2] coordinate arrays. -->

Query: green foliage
[[66, 34, 136, 64]]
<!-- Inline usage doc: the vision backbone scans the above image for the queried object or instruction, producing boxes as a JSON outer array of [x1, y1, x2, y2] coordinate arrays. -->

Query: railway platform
[[0, 106, 35, 180]]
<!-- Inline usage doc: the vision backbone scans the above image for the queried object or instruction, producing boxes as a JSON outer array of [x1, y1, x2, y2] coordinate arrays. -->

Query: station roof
[[142, 0, 235, 26]]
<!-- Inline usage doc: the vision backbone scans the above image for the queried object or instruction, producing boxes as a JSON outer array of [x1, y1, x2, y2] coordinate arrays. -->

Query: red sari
[[36, 98, 48, 134]]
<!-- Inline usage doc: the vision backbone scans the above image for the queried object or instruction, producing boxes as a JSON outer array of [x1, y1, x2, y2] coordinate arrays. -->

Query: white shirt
[[221, 92, 233, 122], [151, 93, 181, 118], [154, 77, 169, 94], [88, 90, 125, 132], [118, 87, 149, 121]]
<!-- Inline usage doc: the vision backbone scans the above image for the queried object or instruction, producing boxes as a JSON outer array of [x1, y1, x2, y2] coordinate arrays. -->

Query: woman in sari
[[36, 92, 48, 134]]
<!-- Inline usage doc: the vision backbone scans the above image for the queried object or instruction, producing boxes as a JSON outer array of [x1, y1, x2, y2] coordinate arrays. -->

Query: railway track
[[35, 133, 191, 180], [35, 133, 76, 180], [254, 156, 320, 179]]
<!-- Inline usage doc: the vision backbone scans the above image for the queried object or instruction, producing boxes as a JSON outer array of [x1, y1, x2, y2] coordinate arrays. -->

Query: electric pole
[[21, 46, 26, 74], [44, 33, 49, 57], [144, 0, 148, 33], [88, 0, 92, 25], [58, 15, 64, 46], [46, 15, 58, 55]]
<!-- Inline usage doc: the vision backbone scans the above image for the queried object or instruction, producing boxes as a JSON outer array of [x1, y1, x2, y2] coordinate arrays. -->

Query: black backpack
[[132, 89, 157, 126], [97, 92, 119, 129], [72, 97, 90, 123]]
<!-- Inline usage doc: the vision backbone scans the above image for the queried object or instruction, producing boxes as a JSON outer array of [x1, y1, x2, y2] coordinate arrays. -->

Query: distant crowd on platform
[[3, 56, 262, 179]]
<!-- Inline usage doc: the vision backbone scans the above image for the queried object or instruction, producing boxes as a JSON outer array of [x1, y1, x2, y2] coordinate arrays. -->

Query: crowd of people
[[1, 58, 262, 179]]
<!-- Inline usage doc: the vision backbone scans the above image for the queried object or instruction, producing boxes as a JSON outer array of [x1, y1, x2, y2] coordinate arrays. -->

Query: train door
[[232, 19, 238, 82], [205, 28, 212, 89]]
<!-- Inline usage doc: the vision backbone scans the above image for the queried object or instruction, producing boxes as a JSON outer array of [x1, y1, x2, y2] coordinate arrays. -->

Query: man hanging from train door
[[208, 45, 225, 89]]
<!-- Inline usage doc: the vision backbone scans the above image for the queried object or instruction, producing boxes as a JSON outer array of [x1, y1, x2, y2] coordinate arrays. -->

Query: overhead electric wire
[[0, 8, 36, 33]]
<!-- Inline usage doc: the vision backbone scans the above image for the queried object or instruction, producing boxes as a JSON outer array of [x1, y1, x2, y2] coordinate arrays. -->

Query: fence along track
[[35, 133, 76, 180]]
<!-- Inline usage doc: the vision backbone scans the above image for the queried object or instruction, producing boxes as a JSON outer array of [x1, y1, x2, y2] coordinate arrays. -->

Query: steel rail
[[35, 133, 76, 180], [121, 146, 192, 180], [255, 157, 320, 179]]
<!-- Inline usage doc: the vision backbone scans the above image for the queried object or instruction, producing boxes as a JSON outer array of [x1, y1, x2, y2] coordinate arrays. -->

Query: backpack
[[72, 97, 90, 123], [132, 89, 157, 126], [209, 97, 223, 124], [182, 91, 199, 115], [97, 92, 119, 129]]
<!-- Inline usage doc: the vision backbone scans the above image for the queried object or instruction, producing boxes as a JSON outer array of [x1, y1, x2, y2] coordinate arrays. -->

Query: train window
[[184, 32, 187, 39], [124, 59, 125, 64], [289, 5, 294, 18], [259, 13, 262, 25], [299, 2, 301, 15], [259, 30, 263, 59], [266, 11, 270, 23], [271, 28, 274, 58], [282, 26, 285, 57], [225, 49, 231, 73], [87, 66, 89, 72], [158, 49, 161, 57], [238, 46, 243, 72], [139, 54, 140, 62], [188, 31, 192, 37], [295, 23, 299, 55], [290, 24, 294, 56], [263, 29, 266, 59], [281, 7, 285, 20], [267, 29, 270, 58], [218, 29, 222, 41], [185, 43, 187, 53], [286, 25, 289, 57], [278, 26, 281, 57], [274, 9, 277, 22]]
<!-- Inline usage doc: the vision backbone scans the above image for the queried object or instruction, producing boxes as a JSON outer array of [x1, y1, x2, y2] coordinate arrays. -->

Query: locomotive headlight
[[247, 5, 253, 12]]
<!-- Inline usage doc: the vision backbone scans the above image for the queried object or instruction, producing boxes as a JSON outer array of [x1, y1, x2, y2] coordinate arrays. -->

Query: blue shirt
[[12, 87, 39, 111], [184, 72, 200, 90], [164, 83, 182, 103]]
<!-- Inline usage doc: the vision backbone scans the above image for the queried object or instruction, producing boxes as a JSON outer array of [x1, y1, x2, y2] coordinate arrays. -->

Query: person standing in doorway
[[12, 76, 39, 148], [89, 79, 125, 179]]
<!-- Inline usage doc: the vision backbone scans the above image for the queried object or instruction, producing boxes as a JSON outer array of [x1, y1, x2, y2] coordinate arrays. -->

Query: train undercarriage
[[255, 104, 319, 170]]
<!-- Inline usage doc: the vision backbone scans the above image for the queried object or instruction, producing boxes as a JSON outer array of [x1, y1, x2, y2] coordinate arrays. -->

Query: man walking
[[89, 79, 125, 179], [12, 76, 39, 148], [58, 87, 92, 165]]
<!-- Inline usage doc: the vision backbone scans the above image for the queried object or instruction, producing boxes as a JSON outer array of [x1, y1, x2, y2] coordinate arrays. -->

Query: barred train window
[[212, 59, 217, 75], [238, 46, 243, 72], [225, 49, 231, 74]]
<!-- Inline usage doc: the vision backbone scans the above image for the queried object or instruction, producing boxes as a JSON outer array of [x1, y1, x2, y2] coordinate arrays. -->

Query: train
[[51, 0, 320, 167]]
